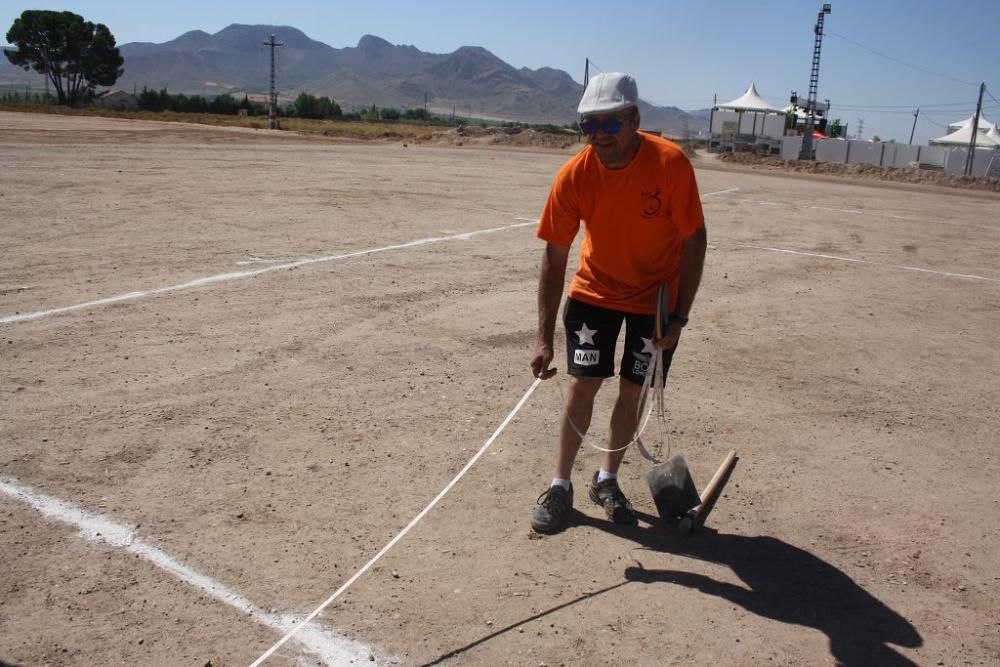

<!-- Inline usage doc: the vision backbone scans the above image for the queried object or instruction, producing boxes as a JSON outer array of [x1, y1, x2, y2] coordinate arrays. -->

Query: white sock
[[597, 469, 617, 483], [550, 478, 571, 491]]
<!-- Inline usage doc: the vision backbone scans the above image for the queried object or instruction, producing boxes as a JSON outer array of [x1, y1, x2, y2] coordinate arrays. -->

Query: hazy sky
[[3, 0, 998, 144]]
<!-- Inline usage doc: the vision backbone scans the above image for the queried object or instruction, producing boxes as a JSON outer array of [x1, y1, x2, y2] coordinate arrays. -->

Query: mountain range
[[2, 24, 705, 133]]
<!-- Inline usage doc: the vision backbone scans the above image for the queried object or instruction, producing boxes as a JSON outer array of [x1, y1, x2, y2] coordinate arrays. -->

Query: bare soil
[[1, 110, 999, 667]]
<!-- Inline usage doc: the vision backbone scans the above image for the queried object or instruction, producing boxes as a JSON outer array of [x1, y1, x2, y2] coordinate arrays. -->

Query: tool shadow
[[591, 510, 923, 667]]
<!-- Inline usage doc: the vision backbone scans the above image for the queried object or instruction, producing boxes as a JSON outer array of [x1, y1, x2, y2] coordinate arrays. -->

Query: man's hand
[[653, 320, 683, 351], [533, 243, 570, 381], [530, 341, 558, 379]]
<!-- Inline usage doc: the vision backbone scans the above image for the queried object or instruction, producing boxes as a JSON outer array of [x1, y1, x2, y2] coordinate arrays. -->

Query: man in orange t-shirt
[[530, 72, 707, 534]]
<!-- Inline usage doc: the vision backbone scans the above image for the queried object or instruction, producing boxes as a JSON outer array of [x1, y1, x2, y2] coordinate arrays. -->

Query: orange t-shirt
[[536, 134, 704, 315]]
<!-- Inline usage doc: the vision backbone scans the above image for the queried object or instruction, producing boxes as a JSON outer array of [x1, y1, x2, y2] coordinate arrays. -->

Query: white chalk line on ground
[[249, 377, 543, 667], [0, 475, 383, 666], [701, 187, 740, 197], [744, 245, 1000, 284], [235, 257, 297, 266], [0, 221, 534, 325], [734, 198, 1000, 231]]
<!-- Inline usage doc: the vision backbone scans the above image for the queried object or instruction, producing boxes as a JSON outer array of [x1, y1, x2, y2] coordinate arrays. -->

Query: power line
[[832, 100, 992, 110], [834, 104, 997, 114], [825, 29, 980, 87], [920, 116, 951, 129], [587, 59, 606, 75]]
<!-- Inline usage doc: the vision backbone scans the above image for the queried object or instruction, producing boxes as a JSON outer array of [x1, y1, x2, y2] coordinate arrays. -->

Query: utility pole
[[964, 82, 986, 176], [262, 34, 283, 129], [856, 118, 864, 140], [909, 108, 919, 145], [799, 3, 832, 160]]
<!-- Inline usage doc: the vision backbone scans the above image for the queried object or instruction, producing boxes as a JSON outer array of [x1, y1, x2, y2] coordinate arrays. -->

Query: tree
[[4, 10, 124, 107], [294, 92, 319, 119], [208, 94, 238, 115], [316, 96, 341, 119]]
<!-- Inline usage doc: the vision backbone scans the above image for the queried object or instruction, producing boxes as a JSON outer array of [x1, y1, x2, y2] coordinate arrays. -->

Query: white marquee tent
[[930, 121, 1000, 147], [717, 83, 784, 112], [947, 112, 996, 133]]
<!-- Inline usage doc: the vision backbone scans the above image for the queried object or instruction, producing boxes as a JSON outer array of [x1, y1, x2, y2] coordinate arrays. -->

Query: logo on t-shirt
[[640, 187, 663, 219]]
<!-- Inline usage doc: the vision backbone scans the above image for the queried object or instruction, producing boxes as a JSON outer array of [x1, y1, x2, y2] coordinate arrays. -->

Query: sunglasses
[[580, 118, 625, 135]]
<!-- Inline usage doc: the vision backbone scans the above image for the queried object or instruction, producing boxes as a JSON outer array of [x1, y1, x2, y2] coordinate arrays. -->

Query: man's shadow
[[586, 510, 923, 666], [422, 510, 922, 666]]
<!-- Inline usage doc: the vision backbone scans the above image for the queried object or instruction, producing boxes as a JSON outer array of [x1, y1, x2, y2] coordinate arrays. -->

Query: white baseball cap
[[577, 72, 638, 115]]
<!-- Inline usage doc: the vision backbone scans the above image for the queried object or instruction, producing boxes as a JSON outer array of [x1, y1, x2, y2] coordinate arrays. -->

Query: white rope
[[559, 346, 669, 463], [248, 377, 543, 667], [561, 281, 673, 463]]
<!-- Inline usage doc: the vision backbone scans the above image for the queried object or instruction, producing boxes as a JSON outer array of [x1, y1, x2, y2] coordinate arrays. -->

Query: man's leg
[[531, 376, 602, 534], [532, 297, 621, 534], [587, 377, 642, 525], [602, 377, 642, 474], [556, 376, 603, 479]]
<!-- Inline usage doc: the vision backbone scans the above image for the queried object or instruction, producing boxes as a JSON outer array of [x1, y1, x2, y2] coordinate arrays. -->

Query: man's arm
[[655, 223, 707, 350], [530, 242, 571, 379]]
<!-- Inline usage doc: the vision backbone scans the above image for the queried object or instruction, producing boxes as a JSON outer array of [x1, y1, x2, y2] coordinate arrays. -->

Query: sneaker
[[588, 472, 638, 525], [531, 484, 573, 534]]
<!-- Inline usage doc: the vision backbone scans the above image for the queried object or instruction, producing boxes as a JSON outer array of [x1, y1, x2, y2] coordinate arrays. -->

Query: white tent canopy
[[930, 122, 1000, 147], [717, 83, 783, 112], [947, 112, 996, 132], [987, 125, 1000, 145]]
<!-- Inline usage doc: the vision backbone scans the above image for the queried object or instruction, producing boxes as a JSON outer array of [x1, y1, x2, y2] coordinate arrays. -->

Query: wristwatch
[[671, 313, 689, 327]]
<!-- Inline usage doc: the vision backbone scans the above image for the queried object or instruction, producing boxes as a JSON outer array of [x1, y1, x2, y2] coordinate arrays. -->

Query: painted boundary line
[[0, 475, 380, 666], [249, 377, 543, 667], [734, 198, 1000, 231], [0, 221, 534, 325], [701, 187, 741, 197], [744, 244, 1000, 284], [4, 187, 743, 327]]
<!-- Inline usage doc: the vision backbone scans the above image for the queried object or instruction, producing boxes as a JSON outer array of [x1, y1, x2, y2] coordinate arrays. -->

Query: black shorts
[[563, 297, 677, 385]]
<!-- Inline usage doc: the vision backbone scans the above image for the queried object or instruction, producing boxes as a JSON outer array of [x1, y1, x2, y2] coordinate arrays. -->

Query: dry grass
[[0, 103, 447, 140]]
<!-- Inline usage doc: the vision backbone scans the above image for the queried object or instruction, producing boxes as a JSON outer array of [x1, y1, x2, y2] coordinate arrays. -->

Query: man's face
[[581, 107, 640, 168]]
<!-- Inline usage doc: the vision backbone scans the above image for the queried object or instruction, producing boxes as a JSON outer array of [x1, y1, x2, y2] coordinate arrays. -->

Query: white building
[[94, 90, 137, 111]]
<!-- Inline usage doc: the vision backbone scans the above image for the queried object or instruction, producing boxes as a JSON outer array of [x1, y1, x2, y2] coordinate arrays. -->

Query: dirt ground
[[1, 110, 999, 667]]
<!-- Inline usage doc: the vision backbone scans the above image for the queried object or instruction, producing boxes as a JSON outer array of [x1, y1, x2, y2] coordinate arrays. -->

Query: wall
[[711, 110, 739, 135], [847, 141, 883, 165], [815, 139, 847, 162], [890, 145, 920, 168], [918, 145, 946, 167], [942, 146, 1000, 177], [775, 138, 999, 177], [781, 136, 802, 160], [762, 115, 785, 139]]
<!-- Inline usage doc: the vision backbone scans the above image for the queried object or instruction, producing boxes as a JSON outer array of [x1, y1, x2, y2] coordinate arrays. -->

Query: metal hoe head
[[645, 454, 701, 525]]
